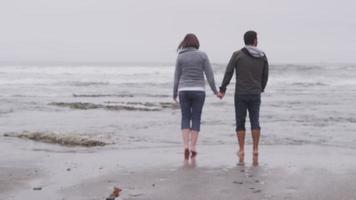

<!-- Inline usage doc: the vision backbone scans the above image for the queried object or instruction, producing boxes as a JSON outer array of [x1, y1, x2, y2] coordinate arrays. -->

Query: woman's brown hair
[[177, 33, 200, 51]]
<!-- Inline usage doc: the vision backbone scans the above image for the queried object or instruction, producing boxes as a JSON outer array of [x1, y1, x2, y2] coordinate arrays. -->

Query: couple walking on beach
[[173, 30, 269, 165]]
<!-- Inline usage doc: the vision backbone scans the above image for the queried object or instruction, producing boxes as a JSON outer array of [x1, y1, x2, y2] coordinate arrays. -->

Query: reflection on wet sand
[[253, 154, 259, 167], [237, 152, 259, 167], [183, 157, 197, 169]]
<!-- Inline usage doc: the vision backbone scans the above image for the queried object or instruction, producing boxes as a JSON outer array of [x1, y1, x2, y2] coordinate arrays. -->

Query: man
[[218, 30, 269, 165]]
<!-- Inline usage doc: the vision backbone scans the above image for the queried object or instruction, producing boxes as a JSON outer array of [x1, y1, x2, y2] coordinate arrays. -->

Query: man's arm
[[261, 57, 269, 92], [219, 52, 238, 93], [173, 58, 181, 100]]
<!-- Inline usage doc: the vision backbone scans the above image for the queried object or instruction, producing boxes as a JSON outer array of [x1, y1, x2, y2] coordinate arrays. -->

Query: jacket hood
[[244, 45, 265, 58], [178, 47, 197, 54]]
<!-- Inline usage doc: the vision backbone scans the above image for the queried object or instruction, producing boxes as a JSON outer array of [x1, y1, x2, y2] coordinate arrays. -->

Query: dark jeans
[[179, 91, 206, 132], [234, 94, 261, 131]]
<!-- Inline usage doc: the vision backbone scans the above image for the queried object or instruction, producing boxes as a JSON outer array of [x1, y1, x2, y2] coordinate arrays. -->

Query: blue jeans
[[179, 91, 206, 132], [234, 94, 261, 131]]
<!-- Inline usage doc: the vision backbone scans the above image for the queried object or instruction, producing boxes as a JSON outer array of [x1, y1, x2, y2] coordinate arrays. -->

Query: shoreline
[[1, 138, 356, 200]]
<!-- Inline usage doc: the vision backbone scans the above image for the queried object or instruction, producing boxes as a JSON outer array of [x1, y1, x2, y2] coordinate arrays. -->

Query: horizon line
[[0, 61, 355, 66]]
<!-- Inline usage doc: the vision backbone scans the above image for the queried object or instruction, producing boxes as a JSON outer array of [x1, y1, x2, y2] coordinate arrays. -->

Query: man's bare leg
[[237, 130, 246, 164], [182, 129, 190, 159], [252, 129, 260, 165]]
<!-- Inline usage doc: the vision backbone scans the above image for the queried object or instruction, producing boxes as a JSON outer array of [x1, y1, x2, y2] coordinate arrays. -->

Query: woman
[[173, 33, 218, 160]]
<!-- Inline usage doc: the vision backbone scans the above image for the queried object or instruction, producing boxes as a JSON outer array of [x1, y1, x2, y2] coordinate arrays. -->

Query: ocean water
[[0, 63, 355, 149]]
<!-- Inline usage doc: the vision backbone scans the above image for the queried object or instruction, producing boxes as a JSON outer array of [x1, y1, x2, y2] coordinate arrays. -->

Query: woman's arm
[[173, 57, 181, 100], [203, 53, 218, 94]]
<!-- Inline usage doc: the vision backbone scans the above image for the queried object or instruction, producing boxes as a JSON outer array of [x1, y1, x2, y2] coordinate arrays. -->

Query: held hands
[[217, 92, 225, 99]]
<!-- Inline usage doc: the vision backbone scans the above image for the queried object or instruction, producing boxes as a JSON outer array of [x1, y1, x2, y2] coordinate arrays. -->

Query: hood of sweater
[[244, 45, 265, 58], [178, 47, 198, 54]]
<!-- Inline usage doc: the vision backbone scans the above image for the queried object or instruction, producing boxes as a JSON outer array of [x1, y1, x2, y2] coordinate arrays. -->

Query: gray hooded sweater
[[220, 46, 269, 95], [173, 48, 218, 98]]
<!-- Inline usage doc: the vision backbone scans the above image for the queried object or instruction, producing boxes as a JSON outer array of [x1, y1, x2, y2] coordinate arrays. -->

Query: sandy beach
[[1, 64, 356, 199], [1, 135, 356, 200]]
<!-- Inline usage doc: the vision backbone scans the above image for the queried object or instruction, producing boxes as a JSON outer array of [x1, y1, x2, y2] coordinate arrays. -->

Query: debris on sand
[[232, 181, 243, 184], [33, 187, 42, 191], [129, 193, 143, 197], [3, 131, 107, 147], [106, 187, 122, 200]]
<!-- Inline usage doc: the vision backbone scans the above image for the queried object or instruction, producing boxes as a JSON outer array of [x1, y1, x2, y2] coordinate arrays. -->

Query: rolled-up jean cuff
[[181, 126, 190, 130], [181, 127, 200, 132], [191, 127, 200, 132], [236, 127, 246, 132]]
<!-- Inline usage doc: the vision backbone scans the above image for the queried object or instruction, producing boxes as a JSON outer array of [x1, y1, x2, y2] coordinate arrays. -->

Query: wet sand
[[1, 136, 356, 200]]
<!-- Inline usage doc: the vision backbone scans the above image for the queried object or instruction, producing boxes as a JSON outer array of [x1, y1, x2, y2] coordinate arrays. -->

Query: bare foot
[[237, 151, 245, 164], [184, 148, 190, 160], [191, 150, 197, 158], [190, 157, 197, 168]]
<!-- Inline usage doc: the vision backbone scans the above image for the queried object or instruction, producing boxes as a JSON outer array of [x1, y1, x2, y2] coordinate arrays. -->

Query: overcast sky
[[1, 0, 355, 64]]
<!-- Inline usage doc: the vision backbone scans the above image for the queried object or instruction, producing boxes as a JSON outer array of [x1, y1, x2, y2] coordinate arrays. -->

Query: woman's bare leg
[[182, 129, 190, 149], [190, 130, 199, 157], [182, 129, 190, 159]]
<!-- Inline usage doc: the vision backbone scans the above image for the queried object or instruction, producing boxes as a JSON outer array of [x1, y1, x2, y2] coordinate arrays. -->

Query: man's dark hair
[[244, 30, 257, 45]]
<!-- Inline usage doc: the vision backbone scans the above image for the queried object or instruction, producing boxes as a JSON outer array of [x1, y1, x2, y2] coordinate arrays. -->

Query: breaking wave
[[3, 131, 107, 147], [49, 101, 179, 111]]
